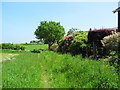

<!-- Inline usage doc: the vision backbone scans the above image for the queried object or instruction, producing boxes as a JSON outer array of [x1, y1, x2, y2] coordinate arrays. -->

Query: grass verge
[[2, 51, 119, 88]]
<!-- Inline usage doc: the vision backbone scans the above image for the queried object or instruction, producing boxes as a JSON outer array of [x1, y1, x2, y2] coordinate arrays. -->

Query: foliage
[[50, 43, 58, 51], [0, 44, 2, 49], [88, 29, 116, 47], [58, 35, 73, 53], [30, 40, 42, 44], [88, 29, 117, 57], [101, 32, 120, 51], [101, 32, 120, 67], [67, 28, 79, 36], [34, 21, 65, 49], [2, 51, 118, 88], [70, 31, 88, 56], [58, 31, 88, 57], [1, 43, 25, 50]]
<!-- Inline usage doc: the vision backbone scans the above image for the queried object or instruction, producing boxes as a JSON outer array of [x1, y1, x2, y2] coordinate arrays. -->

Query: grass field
[[1, 44, 119, 88], [24, 44, 48, 50]]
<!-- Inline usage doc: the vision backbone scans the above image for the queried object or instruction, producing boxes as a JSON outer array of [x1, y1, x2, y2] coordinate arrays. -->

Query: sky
[[1, 1, 119, 44]]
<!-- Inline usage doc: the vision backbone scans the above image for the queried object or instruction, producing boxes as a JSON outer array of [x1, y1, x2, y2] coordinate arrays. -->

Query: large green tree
[[34, 21, 65, 49]]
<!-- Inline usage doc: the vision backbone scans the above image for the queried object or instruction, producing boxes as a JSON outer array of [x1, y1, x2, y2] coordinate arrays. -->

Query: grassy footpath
[[1, 44, 119, 88]]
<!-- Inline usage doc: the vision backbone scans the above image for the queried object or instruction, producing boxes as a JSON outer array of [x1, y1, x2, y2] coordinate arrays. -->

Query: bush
[[1, 43, 25, 50], [1, 43, 14, 49], [69, 31, 88, 56], [88, 29, 116, 47], [101, 32, 120, 51], [58, 35, 73, 53], [58, 31, 89, 57], [14, 44, 25, 50], [101, 32, 120, 67], [50, 43, 59, 51], [88, 29, 117, 57]]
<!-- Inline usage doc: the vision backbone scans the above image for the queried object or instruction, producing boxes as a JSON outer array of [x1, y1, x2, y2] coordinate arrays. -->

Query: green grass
[[2, 48, 119, 88], [24, 44, 48, 50], [1, 49, 26, 54], [2, 53, 43, 88], [0, 44, 48, 54]]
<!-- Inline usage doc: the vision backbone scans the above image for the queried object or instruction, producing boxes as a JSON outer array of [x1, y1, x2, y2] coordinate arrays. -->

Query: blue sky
[[2, 2, 118, 43]]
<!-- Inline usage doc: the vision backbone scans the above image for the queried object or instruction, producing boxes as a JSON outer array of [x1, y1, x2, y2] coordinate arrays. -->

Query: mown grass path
[[38, 54, 50, 88]]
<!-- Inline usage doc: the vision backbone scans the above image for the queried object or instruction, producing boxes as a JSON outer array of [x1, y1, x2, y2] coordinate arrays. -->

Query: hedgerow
[[58, 29, 118, 58], [0, 43, 25, 50]]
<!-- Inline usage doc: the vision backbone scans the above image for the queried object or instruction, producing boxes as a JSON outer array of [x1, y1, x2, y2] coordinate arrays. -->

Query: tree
[[67, 28, 78, 36], [30, 40, 36, 43], [34, 21, 65, 49]]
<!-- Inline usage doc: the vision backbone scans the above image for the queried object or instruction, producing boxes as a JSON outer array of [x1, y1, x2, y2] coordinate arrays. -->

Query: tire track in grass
[[38, 54, 50, 88]]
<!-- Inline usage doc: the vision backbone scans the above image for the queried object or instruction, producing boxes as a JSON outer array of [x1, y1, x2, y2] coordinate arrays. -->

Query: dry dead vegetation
[[0, 54, 19, 62]]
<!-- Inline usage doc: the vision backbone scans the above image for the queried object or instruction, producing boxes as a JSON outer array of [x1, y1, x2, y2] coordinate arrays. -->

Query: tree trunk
[[86, 46, 88, 58], [93, 42, 97, 59]]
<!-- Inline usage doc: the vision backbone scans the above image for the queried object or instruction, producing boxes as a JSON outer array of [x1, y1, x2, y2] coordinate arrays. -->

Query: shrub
[[101, 32, 120, 51], [50, 43, 59, 51], [101, 32, 120, 67], [58, 31, 89, 57], [58, 35, 73, 53], [1, 43, 14, 49], [69, 31, 88, 56], [88, 29, 116, 46], [1, 43, 25, 50], [14, 44, 25, 50], [88, 29, 117, 57]]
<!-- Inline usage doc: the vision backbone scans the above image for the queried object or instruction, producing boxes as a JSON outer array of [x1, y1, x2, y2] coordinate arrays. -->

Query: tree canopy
[[34, 21, 65, 49], [67, 28, 78, 36]]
